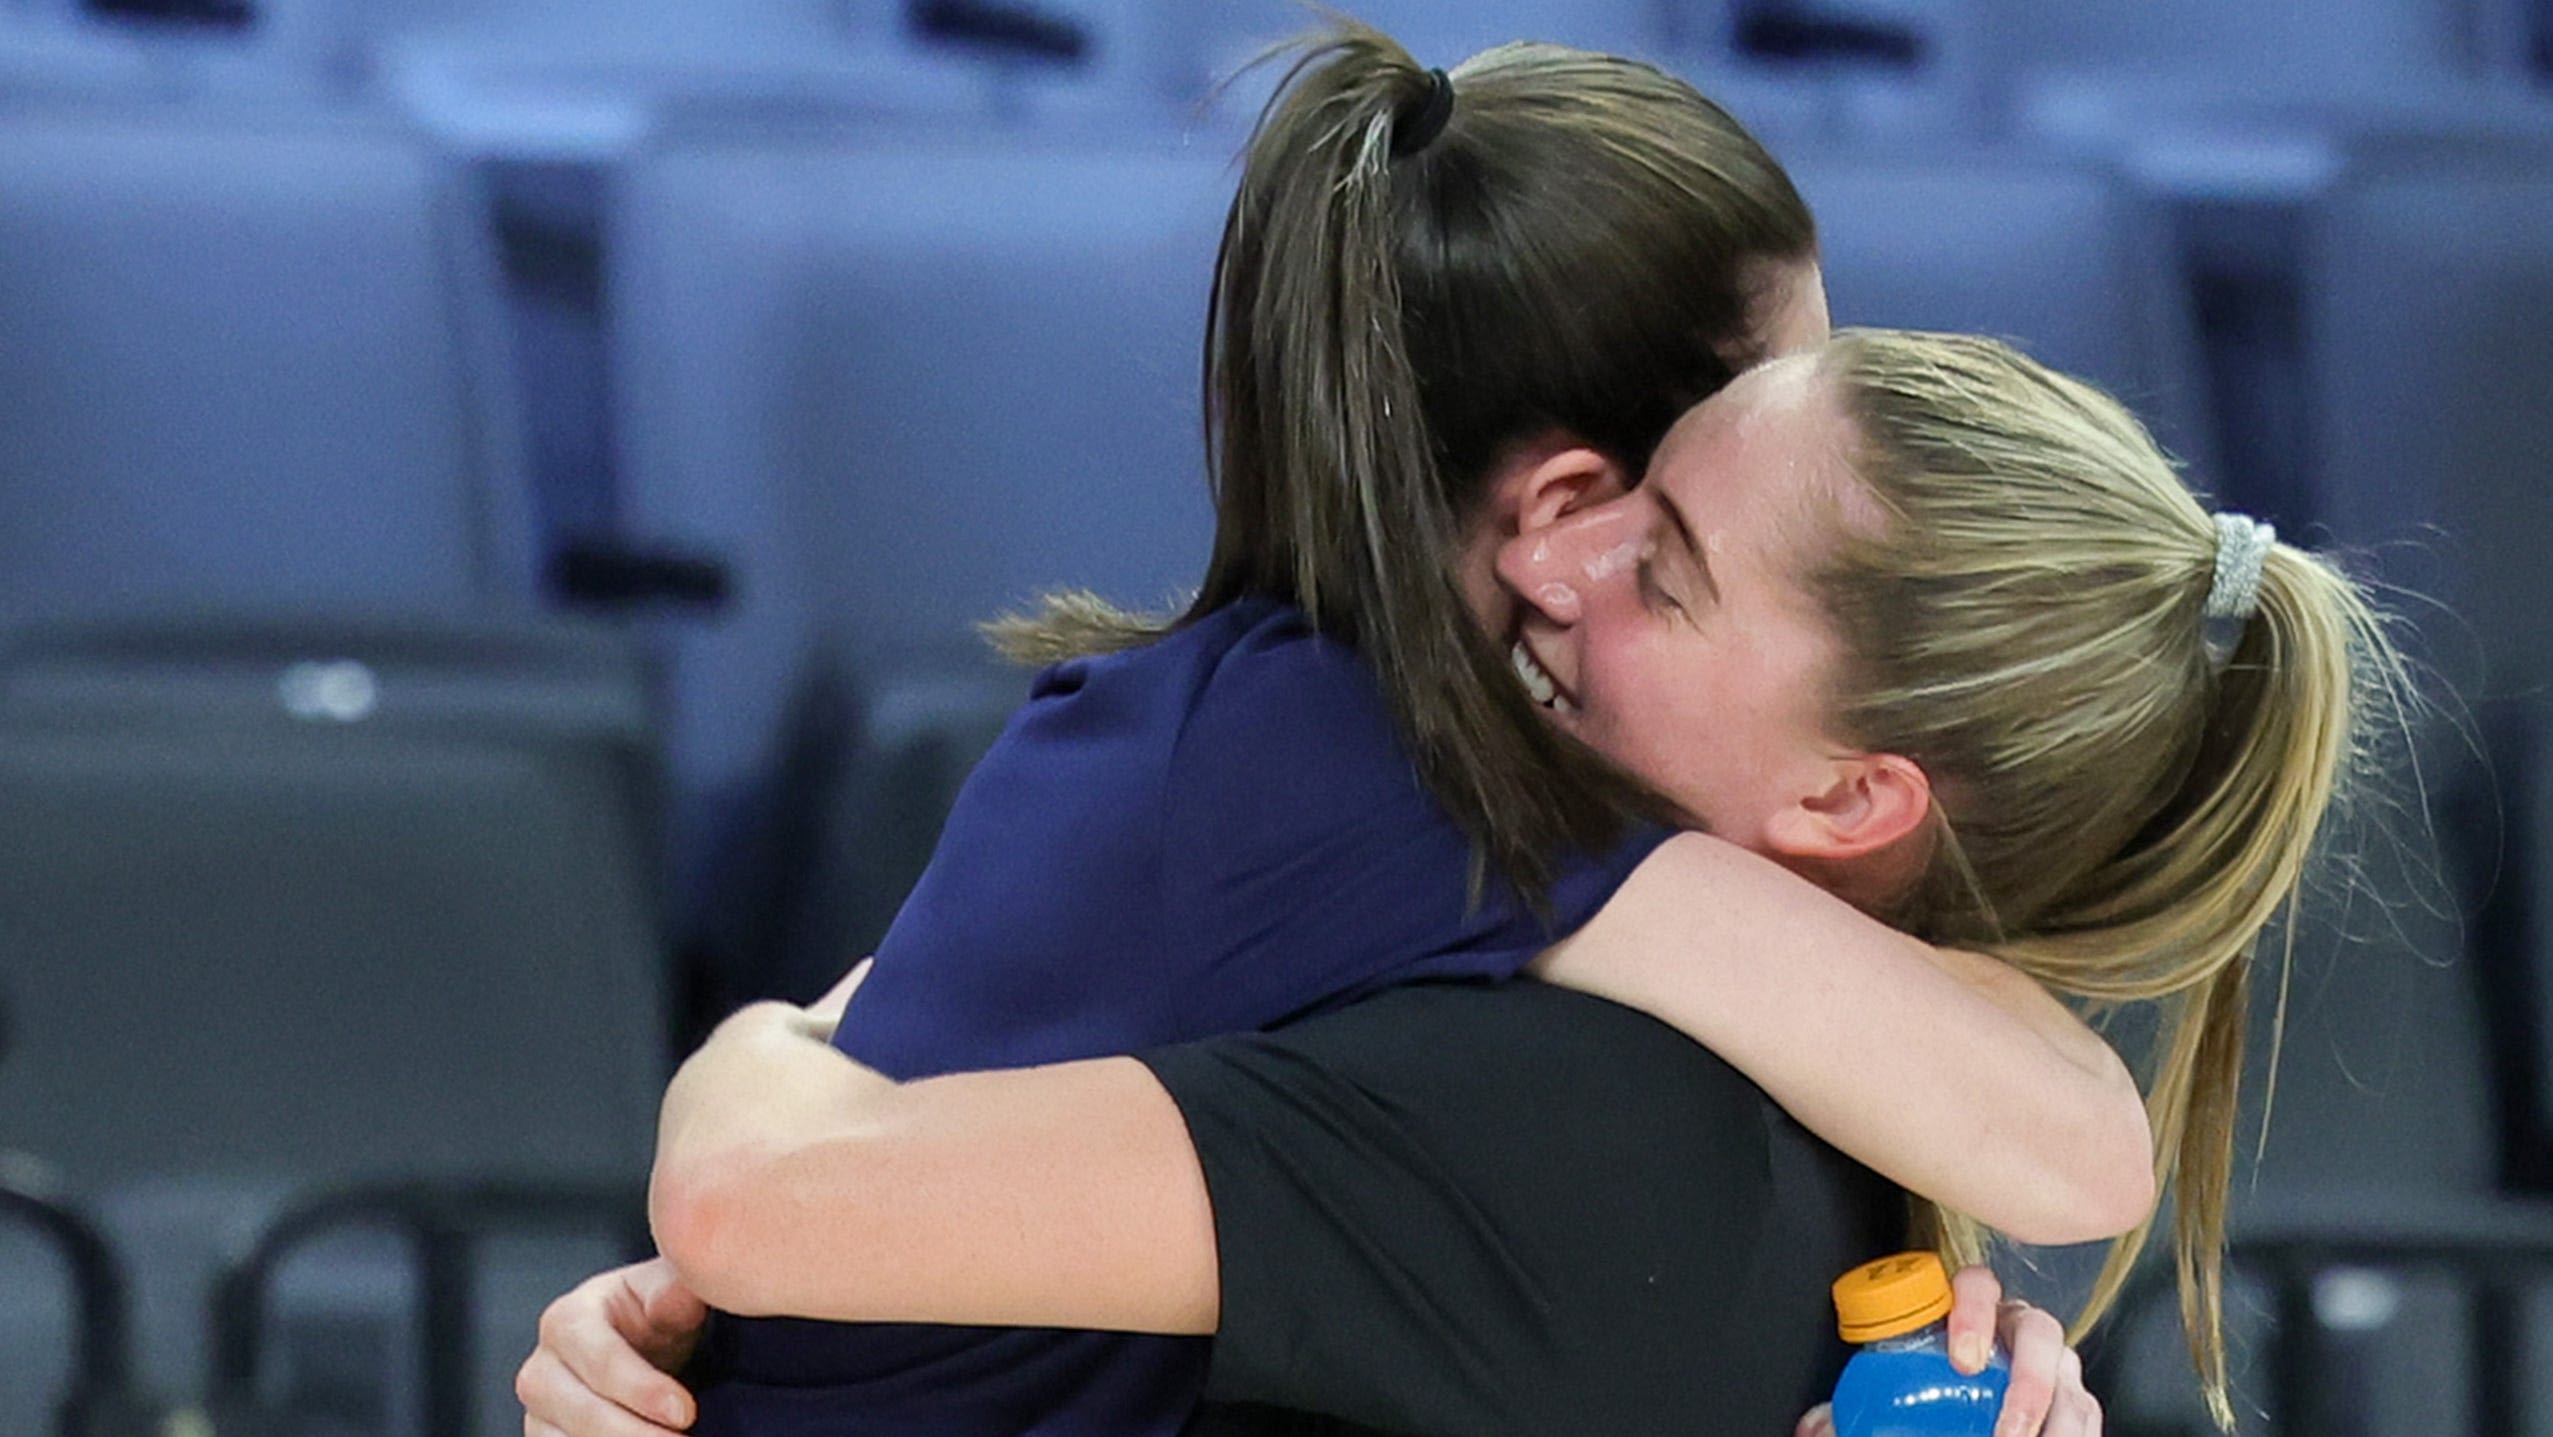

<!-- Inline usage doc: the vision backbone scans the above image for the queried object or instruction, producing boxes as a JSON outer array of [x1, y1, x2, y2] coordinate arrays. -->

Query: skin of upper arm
[[1529, 832, 2155, 1244], [648, 1012, 1222, 1334]]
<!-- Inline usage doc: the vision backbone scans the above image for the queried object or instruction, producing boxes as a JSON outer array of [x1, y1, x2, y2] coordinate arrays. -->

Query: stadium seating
[[0, 101, 536, 619]]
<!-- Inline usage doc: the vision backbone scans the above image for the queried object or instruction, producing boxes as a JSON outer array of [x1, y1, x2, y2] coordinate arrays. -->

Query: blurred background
[[0, 0, 2547, 1432]]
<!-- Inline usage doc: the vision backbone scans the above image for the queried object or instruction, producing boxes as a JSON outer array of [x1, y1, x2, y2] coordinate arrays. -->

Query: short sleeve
[[1140, 981, 1889, 1437], [1159, 617, 1666, 1034]]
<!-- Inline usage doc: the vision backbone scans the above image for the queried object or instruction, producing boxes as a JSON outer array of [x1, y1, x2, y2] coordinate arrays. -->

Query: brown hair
[[990, 20, 1817, 895], [1813, 329, 2414, 1430]]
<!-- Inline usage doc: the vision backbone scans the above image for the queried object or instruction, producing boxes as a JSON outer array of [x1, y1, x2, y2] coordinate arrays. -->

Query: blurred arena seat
[[1784, 144, 2220, 485], [0, 99, 537, 620], [2301, 136, 2553, 1189], [747, 666, 1025, 1004], [0, 612, 668, 1187], [201, 1181, 646, 1437], [376, 7, 999, 165], [0, 14, 168, 101], [604, 119, 1230, 927], [1660, 0, 1994, 144], [0, 611, 670, 1414], [0, 1157, 151, 1437], [1985, 0, 2481, 121], [1135, 0, 1665, 105]]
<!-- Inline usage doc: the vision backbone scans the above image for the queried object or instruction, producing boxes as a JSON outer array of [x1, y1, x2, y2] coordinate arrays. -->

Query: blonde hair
[[1814, 329, 2411, 1430]]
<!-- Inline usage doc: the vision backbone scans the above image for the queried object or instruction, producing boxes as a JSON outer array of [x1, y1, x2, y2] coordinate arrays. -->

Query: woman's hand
[[1793, 1265, 2101, 1437], [516, 1258, 706, 1437], [525, 963, 869, 1433]]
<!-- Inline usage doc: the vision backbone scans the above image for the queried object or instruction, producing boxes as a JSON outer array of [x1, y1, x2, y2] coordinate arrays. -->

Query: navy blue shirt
[[694, 599, 1667, 1437]]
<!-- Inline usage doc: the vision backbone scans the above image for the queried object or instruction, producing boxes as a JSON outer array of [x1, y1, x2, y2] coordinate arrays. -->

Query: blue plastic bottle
[[1828, 1252, 2009, 1437]]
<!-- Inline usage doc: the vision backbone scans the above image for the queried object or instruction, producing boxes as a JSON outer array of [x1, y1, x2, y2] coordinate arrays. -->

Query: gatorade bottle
[[1828, 1251, 2009, 1437]]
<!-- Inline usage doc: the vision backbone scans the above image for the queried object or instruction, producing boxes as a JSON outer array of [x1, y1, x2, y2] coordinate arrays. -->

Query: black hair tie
[[1391, 68, 1455, 158]]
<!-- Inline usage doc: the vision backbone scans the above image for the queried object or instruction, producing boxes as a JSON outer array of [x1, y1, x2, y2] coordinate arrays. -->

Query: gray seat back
[[0, 614, 668, 1191], [1787, 144, 2221, 489], [0, 102, 534, 620], [608, 122, 1229, 844]]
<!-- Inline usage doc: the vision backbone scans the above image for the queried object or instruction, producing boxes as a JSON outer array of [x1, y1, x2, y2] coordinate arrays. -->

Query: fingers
[[805, 958, 874, 1033], [1946, 1264, 2006, 1373], [2028, 1345, 2101, 1437], [627, 1254, 711, 1339], [1991, 1299, 2070, 1437], [524, 1263, 703, 1433], [518, 1346, 690, 1437], [1794, 1402, 1835, 1437]]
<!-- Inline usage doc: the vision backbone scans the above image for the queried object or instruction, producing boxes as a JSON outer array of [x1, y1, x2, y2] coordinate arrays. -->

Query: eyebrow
[[1653, 486, 1720, 604]]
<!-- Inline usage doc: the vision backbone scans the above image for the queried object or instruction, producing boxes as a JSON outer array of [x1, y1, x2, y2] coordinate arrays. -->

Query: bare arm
[[628, 980, 2107, 1437], [1528, 832, 2154, 1244], [647, 1001, 1220, 1332]]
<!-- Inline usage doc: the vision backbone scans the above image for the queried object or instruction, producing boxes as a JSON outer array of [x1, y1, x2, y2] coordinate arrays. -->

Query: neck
[[1780, 836, 1931, 928]]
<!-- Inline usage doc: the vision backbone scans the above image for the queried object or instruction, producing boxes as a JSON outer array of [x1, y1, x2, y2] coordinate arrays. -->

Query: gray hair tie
[[2203, 511, 2274, 665]]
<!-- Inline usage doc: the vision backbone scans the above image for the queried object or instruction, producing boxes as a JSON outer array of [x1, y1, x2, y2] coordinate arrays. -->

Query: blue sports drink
[[1829, 1252, 2009, 1437]]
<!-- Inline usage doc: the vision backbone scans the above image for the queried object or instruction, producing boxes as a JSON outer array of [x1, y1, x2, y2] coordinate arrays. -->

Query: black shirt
[[1141, 981, 1902, 1437]]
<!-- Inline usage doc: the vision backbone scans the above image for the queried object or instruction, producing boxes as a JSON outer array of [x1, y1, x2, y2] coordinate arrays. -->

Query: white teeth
[[1511, 640, 1554, 703], [1510, 640, 1573, 714]]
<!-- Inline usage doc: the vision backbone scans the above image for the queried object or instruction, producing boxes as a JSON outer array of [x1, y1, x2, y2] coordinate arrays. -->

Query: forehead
[[1642, 355, 1862, 575], [1652, 355, 1837, 495]]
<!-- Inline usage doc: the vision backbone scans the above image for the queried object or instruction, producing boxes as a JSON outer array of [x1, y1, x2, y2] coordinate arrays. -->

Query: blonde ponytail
[[1817, 329, 2415, 1428]]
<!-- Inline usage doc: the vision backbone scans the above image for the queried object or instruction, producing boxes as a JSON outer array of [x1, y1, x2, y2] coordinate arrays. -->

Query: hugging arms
[[528, 322, 2388, 1436], [525, 20, 2397, 1436], [536, 973, 2106, 1437]]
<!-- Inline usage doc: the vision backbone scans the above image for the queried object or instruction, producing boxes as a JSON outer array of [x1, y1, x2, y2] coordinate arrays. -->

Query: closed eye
[[1636, 556, 1686, 616]]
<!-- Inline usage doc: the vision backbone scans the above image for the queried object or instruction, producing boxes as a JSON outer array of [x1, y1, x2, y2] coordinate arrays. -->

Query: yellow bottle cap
[[1832, 1251, 1955, 1344]]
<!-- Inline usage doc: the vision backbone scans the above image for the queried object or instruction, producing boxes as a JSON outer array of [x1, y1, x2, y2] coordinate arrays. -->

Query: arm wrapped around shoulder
[[648, 1004, 1221, 1334]]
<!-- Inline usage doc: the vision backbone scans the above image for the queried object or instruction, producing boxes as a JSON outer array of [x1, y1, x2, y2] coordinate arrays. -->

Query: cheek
[[1630, 640, 1800, 810], [1574, 619, 1665, 715], [1578, 633, 1719, 780]]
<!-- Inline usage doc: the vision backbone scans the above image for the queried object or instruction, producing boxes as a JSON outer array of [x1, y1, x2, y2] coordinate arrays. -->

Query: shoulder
[[1172, 981, 1775, 1159], [1153, 601, 1459, 942], [1168, 600, 1404, 782], [1143, 982, 1880, 1435], [1023, 599, 1397, 786]]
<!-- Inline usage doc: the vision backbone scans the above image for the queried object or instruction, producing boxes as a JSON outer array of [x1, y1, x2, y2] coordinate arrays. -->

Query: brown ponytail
[[995, 21, 1818, 897]]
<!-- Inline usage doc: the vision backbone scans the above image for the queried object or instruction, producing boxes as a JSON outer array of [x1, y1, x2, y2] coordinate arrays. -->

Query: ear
[[1487, 438, 1630, 540], [1762, 752, 1932, 864]]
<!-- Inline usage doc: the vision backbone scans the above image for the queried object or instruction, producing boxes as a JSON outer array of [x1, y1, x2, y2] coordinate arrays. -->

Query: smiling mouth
[[1509, 640, 1577, 716]]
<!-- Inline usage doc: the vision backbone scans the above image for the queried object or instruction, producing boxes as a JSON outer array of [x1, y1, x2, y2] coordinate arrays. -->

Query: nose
[[1498, 498, 1644, 627]]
